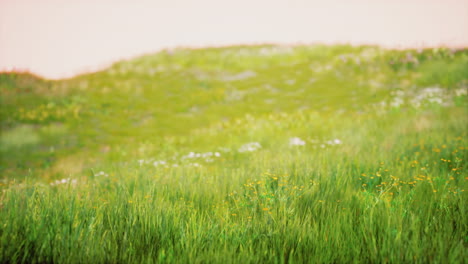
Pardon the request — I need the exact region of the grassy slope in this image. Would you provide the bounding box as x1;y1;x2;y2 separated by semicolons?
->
1;45;466;179
0;45;467;263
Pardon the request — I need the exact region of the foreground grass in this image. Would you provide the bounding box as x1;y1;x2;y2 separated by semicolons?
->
0;45;467;263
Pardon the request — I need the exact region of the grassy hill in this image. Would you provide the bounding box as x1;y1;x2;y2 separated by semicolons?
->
0;45;467;263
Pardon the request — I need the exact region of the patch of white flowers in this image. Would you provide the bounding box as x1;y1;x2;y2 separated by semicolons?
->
238;142;262;153
376;86;466;111
94;171;109;177
181;151;221;160
137;151;223;168
409;87;449;108
152;160;167;167
304;138;343;149
455;88;467;97
135;137;345;169
289;137;306;146
318;139;343;148
50;178;77;186
390;98;404;108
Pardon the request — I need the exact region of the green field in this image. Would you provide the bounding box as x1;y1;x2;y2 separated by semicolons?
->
1;45;467;263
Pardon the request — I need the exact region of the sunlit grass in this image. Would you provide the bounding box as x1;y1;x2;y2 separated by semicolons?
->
0;45;467;263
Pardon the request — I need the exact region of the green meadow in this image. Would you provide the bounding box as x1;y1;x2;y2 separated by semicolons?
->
0;45;467;263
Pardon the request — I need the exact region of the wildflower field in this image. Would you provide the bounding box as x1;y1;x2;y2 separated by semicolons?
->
0;45;467;263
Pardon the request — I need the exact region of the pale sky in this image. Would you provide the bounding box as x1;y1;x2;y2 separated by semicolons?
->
1;0;467;79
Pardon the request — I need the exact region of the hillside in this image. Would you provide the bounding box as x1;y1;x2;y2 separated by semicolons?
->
1;45;466;180
0;45;467;263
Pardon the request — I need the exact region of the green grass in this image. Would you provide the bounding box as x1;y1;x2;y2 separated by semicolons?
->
0;44;467;263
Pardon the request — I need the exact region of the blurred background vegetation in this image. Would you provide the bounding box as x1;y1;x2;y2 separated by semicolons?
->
1;45;466;181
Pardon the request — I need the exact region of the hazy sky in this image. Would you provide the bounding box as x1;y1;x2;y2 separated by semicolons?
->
1;0;467;79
